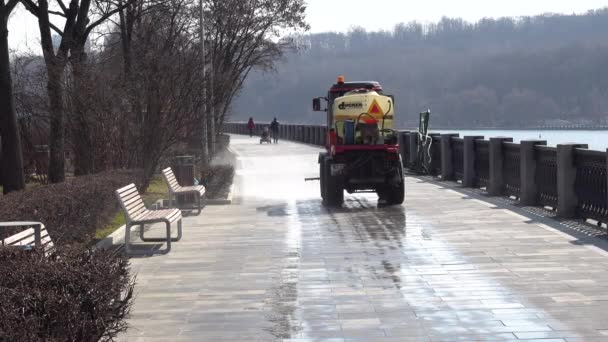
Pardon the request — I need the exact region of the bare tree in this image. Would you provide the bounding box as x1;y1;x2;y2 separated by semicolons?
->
0;0;25;193
111;0;205;184
21;0;130;180
205;0;308;135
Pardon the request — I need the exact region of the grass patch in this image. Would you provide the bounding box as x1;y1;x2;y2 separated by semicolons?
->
94;176;168;241
95;211;126;240
142;176;168;206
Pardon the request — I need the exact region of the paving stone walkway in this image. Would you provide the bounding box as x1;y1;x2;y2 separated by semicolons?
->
121;135;608;341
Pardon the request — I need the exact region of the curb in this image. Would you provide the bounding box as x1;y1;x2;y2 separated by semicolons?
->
205;182;235;205
95;224;126;250
96;146;238;250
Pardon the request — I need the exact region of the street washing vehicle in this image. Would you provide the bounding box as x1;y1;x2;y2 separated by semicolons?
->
312;76;404;206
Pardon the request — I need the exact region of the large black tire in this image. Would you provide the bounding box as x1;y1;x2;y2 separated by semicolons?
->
323;159;344;206
386;168;405;205
319;157;326;201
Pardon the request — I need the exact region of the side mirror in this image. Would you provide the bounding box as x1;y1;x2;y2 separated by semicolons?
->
312;98;321;111
312;97;327;112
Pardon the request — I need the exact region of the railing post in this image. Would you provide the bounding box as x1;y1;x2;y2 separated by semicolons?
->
316;126;323;146
321;127;328;147
488;137;513;195
520;140;547;206
307;126;312;144
408;132;419;169
440;134;458;180
557;143;588;218
463;136;484;187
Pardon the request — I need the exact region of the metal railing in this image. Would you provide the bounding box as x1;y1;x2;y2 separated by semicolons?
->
503;142;521;198
224;123;608;226
452;137;464;181
474;140;489;188
430;136;442;176
575;149;608;223
535;146;558;209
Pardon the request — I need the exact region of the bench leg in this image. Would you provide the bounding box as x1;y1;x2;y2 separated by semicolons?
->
195;194;202;215
168;193;173;209
176;219;182;241
124;223;132;254
163;221;172;254
140;222;181;242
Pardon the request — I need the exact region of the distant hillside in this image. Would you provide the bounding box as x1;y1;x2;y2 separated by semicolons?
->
232;9;608;128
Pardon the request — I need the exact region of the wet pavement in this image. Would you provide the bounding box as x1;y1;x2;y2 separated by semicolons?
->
122;135;608;341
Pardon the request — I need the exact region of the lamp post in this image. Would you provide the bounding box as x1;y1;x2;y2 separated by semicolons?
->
199;0;209;166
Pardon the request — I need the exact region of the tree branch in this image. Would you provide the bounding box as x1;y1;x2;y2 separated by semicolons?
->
83;1;130;39
20;0;40;14
48;9;67;17
6;0;20;13
56;0;68;13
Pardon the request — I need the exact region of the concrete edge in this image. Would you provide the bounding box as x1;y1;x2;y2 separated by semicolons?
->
205;182;235;205
96;142;241;250
95;224;126;250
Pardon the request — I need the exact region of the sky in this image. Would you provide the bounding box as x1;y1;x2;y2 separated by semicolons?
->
7;0;608;53
306;0;608;32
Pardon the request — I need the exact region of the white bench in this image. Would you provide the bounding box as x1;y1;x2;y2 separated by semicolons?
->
115;184;182;255
162;167;205;215
0;221;53;253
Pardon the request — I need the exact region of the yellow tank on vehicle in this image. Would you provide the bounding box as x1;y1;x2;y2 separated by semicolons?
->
332;90;394;128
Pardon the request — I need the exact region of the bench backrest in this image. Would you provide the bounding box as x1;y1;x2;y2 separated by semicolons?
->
162;167;180;192
115;183;147;222
1;224;53;252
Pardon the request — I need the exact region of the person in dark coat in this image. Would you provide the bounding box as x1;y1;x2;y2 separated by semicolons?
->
247;117;256;137
270;118;280;144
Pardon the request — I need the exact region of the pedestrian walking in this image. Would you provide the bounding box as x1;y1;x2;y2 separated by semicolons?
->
270;118;280;144
247;117;256;137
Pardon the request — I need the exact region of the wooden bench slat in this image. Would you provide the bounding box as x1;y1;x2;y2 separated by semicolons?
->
119;191;142;204
133;209;181;223
3;228;36;245
129;207;148;219
123;195;144;208
2;225;53;252
117;184;138;196
125;198;145;211
120;190;141;202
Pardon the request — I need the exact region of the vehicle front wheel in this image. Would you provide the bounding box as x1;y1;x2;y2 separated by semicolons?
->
320;158;326;201
323;160;344;206
378;169;405;205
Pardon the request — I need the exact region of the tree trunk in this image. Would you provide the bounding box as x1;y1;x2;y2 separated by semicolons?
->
70;47;94;175
0;6;25;194
46;63;66;183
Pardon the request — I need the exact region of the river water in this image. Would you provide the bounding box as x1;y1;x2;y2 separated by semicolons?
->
431;130;608;151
